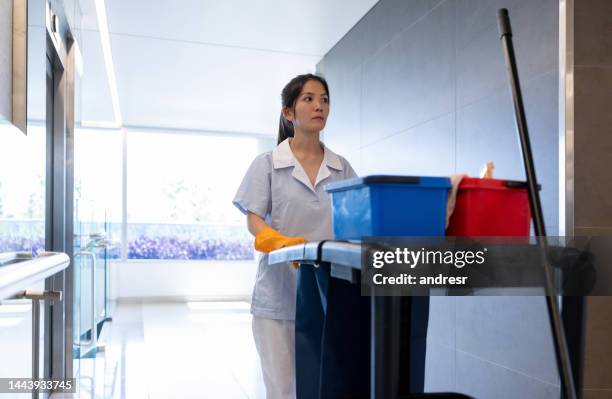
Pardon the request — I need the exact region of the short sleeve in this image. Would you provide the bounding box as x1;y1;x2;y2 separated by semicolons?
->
342;156;358;179
232;153;272;219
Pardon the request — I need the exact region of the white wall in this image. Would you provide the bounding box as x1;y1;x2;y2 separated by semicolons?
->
110;259;258;302
0;0;12;121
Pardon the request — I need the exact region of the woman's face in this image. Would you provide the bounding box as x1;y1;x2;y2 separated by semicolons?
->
284;80;330;133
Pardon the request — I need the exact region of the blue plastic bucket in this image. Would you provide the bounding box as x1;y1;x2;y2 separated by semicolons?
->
325;175;451;239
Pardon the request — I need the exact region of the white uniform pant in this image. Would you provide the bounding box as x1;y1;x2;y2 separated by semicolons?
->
252;316;296;399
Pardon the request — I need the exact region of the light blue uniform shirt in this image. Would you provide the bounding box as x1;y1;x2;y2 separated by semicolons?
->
233;138;357;320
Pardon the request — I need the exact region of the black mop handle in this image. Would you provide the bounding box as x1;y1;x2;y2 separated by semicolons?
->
497;9;577;399
497;9;546;236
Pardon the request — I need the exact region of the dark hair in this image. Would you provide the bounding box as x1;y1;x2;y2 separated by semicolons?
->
278;73;330;145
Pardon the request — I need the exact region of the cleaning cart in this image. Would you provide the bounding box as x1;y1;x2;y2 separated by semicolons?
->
270;8;583;399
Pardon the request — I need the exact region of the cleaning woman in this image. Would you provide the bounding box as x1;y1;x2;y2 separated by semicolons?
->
233;73;361;399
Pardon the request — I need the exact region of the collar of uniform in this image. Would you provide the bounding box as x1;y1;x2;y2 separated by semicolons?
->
272;138;343;171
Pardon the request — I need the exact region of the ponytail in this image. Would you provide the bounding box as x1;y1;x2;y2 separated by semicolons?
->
278;114;294;145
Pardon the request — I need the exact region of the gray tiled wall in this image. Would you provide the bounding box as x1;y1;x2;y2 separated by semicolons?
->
318;0;561;397
573;0;612;397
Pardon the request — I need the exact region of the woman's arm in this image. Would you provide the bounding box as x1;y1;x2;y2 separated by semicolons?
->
247;212;268;237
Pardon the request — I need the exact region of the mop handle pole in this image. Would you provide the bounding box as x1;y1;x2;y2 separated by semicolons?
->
497;9;577;399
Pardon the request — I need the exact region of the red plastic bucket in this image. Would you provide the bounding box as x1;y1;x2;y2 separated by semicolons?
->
446;177;532;236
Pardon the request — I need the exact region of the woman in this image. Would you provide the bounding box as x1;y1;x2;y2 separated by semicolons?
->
233;73;358;399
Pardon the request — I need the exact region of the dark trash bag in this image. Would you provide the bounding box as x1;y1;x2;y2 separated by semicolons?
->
296;264;435;399
296;264;370;398
319;269;371;399
295;264;327;398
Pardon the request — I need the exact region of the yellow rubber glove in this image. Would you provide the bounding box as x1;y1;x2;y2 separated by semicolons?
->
254;226;306;253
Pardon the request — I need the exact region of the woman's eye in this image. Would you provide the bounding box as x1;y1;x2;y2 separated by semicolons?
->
304;96;312;101
323;97;329;103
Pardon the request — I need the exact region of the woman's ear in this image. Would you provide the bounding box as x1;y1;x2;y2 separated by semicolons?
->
282;106;294;122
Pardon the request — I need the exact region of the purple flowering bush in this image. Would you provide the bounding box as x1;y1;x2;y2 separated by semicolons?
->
125;222;254;260
1;221;255;261
126;235;253;260
0;236;45;255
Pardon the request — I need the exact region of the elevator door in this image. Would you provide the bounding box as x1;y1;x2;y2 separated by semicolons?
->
44;43;75;383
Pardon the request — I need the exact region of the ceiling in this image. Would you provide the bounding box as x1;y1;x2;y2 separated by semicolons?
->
78;0;378;135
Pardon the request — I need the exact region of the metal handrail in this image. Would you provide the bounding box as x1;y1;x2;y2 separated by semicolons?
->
0;252;68;399
0;252;70;300
11;289;63;399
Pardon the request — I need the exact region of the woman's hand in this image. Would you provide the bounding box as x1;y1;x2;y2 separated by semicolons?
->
247;212;306;253
254;226;306;253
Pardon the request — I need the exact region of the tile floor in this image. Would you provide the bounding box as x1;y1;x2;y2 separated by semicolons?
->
53;301;265;399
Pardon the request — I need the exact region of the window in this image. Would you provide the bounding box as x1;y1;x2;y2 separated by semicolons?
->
74;128;122;258
126;131;258;260
0;125;46;254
